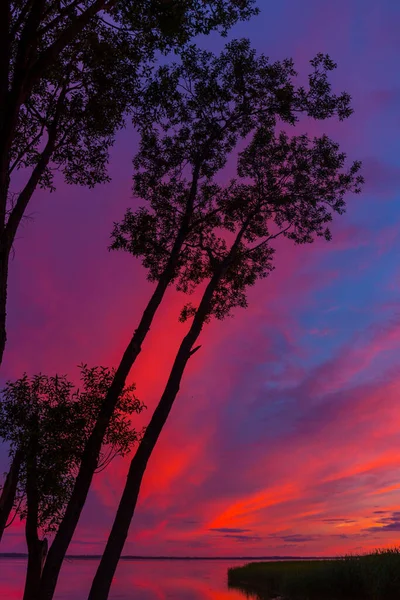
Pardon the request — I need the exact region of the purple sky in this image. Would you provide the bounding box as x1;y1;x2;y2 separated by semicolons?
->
2;0;400;558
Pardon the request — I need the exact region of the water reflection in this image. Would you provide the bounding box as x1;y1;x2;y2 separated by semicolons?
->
0;558;255;599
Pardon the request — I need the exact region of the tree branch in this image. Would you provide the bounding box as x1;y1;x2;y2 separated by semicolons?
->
4;84;67;246
10;0;34;39
95;445;121;473
38;0;89;37
5;495;23;528
199;231;219;269
245;223;292;255
8;125;45;175
98;15;132;33
189;345;201;356
13;0;46;84
28;0;115;90
189;205;223;230
0;0;46;212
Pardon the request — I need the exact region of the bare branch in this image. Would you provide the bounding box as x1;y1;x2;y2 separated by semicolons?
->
245;223;292;255
5;83;68;246
189;345;202;356
5;495;23;528
95;448;120;473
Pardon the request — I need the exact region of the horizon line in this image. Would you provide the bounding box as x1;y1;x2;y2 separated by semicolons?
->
0;553;331;560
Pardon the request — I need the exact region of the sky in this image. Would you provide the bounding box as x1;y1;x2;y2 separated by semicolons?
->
2;0;400;559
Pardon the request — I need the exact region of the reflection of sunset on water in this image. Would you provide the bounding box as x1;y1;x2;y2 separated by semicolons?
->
0;559;256;599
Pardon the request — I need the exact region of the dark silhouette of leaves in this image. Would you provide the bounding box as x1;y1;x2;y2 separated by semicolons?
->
0;366;144;534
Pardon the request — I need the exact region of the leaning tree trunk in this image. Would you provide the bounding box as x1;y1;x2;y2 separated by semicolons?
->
0;448;22;542
0;91;66;369
0;0;122;370
38;258;181;600
23;538;48;600
87;219;251;600
87;267;224;600
38;169;201;600
24;537;45;600
0;236;10;367
23;427;43;600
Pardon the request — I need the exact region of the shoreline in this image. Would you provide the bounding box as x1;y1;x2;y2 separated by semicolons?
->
0;553;326;561
227;550;400;600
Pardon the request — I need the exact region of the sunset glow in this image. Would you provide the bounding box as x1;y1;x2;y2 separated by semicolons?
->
2;0;400;563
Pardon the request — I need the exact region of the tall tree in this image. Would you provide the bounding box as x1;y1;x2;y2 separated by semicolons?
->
35;41;356;600
89;124;363;600
0;366;144;600
0;0;257;366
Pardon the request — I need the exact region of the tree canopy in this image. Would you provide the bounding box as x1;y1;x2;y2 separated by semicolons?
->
0;33;364;600
88;43;363;600
112;39;360;302
0;365;144;534
0;0;258;365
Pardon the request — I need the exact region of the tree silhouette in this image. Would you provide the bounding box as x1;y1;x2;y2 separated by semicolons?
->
31;40;358;600
0;447;22;542
0;366;144;600
88;102;363;600
0;0;257;366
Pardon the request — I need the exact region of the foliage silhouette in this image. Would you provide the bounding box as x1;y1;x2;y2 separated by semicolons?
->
0;0;257;366
87;55;363;600
32;39;359;600
0;366;144;600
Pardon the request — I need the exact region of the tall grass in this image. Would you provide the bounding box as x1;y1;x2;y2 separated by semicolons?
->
227;548;400;599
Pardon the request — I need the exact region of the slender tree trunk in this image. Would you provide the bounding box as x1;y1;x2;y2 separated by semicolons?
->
38;288;168;600
88;218;253;600
38;274;176;600
24;537;44;600
0;0;110;368
38;170;201;600
87;266;225;600
0;448;22;542
23;427;42;600
23;537;47;600
0;2;10;122
0;236;10;367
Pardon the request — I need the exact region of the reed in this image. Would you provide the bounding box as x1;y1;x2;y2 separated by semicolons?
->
227;548;400;599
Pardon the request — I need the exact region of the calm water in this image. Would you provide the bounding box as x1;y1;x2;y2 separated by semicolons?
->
0;558;256;599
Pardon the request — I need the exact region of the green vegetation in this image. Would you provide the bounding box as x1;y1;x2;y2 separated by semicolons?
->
228;549;400;599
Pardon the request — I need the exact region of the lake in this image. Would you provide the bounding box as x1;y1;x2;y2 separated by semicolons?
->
0;558;257;599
